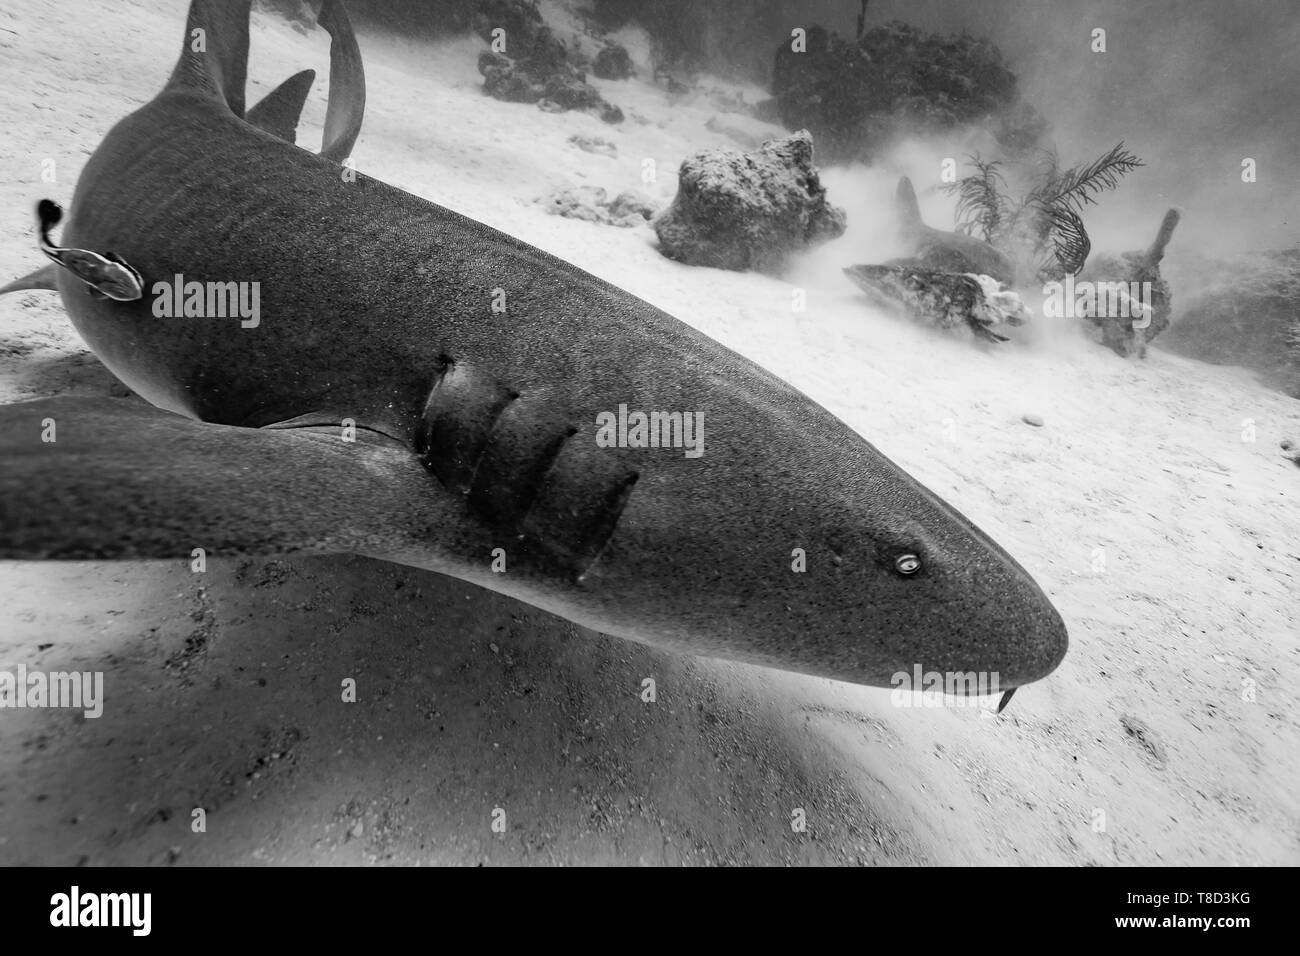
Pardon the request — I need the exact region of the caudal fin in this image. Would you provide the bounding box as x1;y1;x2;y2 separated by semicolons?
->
164;0;364;161
319;0;367;162
166;0;253;117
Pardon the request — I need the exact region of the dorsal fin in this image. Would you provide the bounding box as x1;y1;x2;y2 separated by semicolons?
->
166;0;253;118
1143;208;1182;267
896;176;925;235
319;0;367;162
247;69;317;144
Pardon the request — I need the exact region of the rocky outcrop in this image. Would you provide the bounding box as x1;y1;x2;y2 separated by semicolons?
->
1076;209;1180;358
473;0;546;59
478;27;624;123
568;134;618;158
593;43;634;80
606;190;659;222
770;20;1048;163
653;130;846;273
540;186;661;227
1162;248;1300;396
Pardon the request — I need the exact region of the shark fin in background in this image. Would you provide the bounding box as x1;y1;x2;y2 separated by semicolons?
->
895;176;925;234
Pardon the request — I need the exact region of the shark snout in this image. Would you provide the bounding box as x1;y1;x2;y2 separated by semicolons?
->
923;508;1069;691
850;456;1069;694
977;557;1069;689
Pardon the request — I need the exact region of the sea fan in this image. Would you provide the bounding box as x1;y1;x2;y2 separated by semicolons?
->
1042;204;1092;276
1028;142;1145;217
1023;143;1142;276
946;154;1007;243
945;143;1143;279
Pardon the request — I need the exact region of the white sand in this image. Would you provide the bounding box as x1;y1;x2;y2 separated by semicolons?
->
0;0;1296;865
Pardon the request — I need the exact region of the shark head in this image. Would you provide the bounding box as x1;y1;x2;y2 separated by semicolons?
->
845;264;948;314
557;378;1071;699
844;263;984;327
843;264;1026;342
822;445;1070;694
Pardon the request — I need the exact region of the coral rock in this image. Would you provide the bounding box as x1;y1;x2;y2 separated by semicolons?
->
654;130;846;273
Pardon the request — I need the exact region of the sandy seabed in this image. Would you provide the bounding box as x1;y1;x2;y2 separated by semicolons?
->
0;0;1296;865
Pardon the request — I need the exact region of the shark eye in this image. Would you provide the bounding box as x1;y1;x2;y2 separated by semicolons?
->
895;553;921;575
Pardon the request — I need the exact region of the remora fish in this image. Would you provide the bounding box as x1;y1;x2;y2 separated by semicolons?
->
0;0;1067;694
844;264;1030;343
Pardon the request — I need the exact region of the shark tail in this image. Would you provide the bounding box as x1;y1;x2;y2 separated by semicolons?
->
166;0;253;117
319;0;367;162
165;0;365;161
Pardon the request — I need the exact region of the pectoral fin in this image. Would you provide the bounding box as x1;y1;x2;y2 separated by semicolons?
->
0;398;447;561
0;264;59;296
